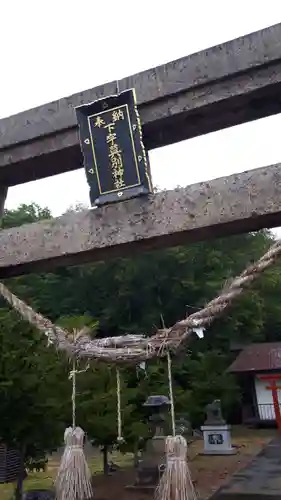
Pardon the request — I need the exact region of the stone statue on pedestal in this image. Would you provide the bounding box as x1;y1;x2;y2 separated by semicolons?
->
201;399;236;455
204;399;226;425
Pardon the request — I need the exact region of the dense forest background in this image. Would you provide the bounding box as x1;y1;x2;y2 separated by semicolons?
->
1;202;281;465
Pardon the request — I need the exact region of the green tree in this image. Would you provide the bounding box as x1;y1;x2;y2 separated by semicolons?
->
0;307;70;499
2;203;51;229
3;201;281;492
0;204;70;499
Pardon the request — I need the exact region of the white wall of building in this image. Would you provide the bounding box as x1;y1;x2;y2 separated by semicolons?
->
254;374;281;420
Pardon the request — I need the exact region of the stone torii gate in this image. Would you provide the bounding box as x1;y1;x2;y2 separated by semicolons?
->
1;22;281;278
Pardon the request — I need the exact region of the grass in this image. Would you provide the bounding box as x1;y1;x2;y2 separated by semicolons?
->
0;451;133;499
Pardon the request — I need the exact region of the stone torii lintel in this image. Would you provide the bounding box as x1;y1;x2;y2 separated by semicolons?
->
1;22;281;186
0;163;281;278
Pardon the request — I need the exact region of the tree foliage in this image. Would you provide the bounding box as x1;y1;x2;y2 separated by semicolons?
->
1;202;281;480
0;307;70;457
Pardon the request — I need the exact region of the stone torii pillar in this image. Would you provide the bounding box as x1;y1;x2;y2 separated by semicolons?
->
0;185;7;223
257;374;281;433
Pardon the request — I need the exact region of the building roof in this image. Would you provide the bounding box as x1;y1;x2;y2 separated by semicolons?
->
227;342;281;373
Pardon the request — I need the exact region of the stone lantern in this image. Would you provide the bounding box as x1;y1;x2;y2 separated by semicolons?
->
134;395;171;488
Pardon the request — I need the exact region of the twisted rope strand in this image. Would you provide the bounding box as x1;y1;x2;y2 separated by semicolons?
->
0;282;151;361
0;238;281;362
72;359;76;429
169;239;281;341
167;351;176;437
116;368;124;443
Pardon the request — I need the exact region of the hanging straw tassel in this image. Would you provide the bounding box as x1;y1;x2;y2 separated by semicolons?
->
55;426;93;500
55;352;93;500
155;349;197;500
155;435;197;500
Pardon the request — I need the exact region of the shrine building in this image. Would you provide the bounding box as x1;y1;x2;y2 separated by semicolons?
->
228;342;281;427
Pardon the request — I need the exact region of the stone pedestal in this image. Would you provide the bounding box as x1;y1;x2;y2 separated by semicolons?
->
127;395;170;492
134;435;166;488
201;424;236;455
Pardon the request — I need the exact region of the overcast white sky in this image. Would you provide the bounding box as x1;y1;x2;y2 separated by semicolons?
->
1;1;281;228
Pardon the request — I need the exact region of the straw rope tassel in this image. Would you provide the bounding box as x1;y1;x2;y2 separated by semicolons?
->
116;368;125;444
55;355;93;500
155;351;197;500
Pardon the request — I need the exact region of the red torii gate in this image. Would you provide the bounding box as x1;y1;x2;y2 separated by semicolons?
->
257;374;281;433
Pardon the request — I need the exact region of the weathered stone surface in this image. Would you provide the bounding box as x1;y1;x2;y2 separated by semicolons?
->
210;437;281;499
0;163;281;278
2;23;281;185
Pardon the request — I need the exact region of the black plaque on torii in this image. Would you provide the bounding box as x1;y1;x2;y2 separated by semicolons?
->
75;88;153;207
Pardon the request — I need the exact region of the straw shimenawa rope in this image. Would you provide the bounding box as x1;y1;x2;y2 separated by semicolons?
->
1;238;281;363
